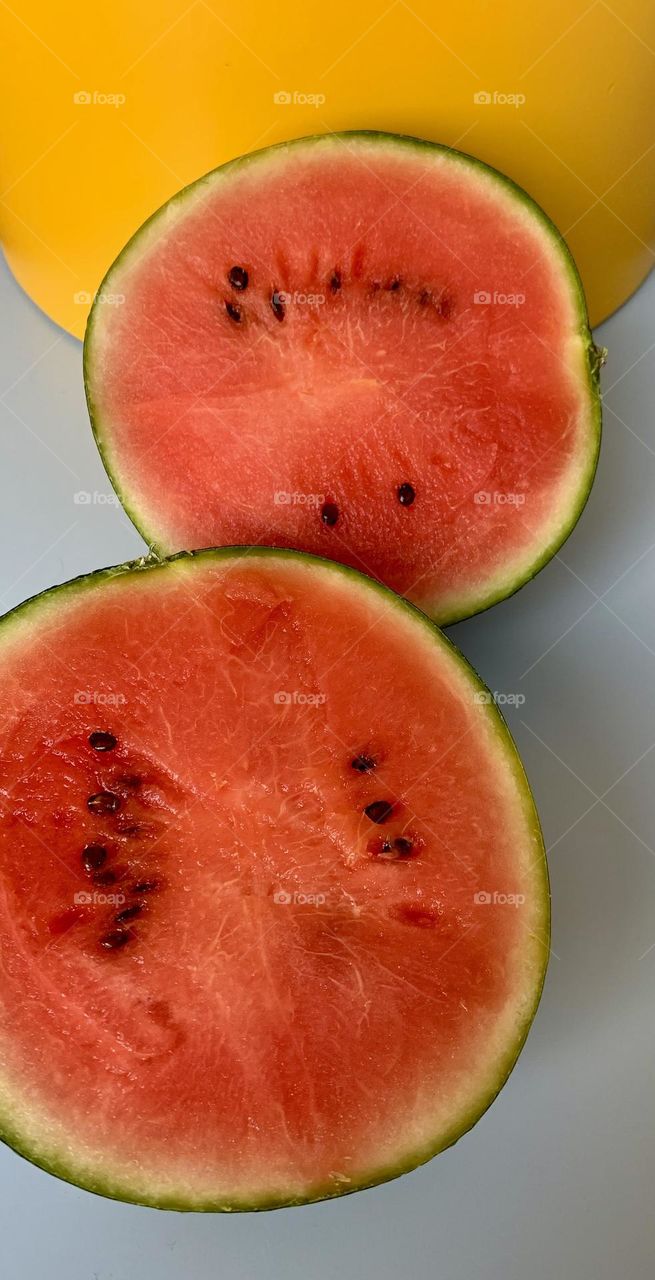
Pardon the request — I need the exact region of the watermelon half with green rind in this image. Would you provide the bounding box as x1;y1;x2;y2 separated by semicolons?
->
0;547;548;1210
84;131;602;625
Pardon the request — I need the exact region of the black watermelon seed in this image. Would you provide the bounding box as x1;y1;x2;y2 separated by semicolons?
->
321;502;339;527
93;869;117;886
372;835;414;860
99;929;132;951
387;276;401;291
397;483;416;507
228;265;248;291
87;791;121;815
364;800;394;824
82;844;108;873
88;731;117;752
351;754;376;773
330;270;341;293
225;300;242;324
115;904;143;924
133;880;159;894
271;292;285;321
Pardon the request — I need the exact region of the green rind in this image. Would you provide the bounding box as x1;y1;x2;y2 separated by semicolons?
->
83;129;602;626
0;546;550;1211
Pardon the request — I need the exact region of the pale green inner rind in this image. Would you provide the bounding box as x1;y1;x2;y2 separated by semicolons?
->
83;132;601;626
0;546;550;1211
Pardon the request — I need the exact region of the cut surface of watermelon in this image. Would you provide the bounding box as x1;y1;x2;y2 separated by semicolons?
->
0;549;549;1209
85;132;601;624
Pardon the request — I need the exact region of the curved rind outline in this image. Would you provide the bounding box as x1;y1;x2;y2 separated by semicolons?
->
0;545;550;1211
83;130;602;627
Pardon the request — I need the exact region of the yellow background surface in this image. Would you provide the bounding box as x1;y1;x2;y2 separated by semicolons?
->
1;0;653;336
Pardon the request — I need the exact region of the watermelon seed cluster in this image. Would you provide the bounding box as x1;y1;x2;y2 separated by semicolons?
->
223;262;420;524
79;731;161;953
223;262;451;326
351;753;418;860
319;484;416;529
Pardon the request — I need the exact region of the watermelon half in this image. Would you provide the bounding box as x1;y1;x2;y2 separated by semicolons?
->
84;132;602;625
0;548;549;1209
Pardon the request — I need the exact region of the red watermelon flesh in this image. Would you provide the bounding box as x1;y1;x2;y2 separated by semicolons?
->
85;132;601;624
0;550;548;1209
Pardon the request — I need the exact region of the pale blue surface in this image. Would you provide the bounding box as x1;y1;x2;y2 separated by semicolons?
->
0;251;654;1279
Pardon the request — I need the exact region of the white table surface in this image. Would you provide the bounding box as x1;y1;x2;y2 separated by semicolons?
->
0;249;654;1280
